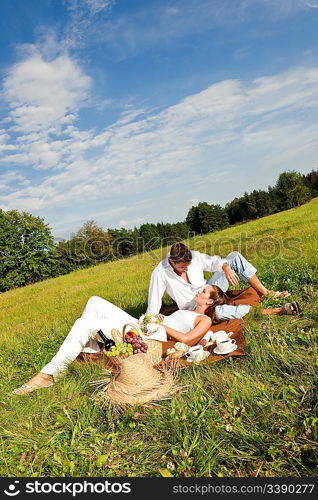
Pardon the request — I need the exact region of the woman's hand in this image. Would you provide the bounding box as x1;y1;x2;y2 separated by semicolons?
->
155;314;165;322
223;265;239;287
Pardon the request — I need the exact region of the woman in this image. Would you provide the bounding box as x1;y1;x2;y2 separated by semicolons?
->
12;293;211;395
162;285;299;345
13;289;299;395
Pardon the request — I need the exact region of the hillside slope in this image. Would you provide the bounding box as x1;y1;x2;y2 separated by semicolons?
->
1;197;317;337
0;198;317;477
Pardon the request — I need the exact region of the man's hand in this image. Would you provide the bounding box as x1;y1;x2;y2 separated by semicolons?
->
223;264;239;287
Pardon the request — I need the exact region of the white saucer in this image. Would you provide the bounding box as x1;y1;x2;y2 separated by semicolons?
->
213;344;238;355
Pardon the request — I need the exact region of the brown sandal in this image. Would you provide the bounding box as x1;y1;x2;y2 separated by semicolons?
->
280;301;300;315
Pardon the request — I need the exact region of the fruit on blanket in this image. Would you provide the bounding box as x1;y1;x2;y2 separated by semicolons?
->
124;333;148;354
105;342;133;357
127;328;139;336
125;331;134;340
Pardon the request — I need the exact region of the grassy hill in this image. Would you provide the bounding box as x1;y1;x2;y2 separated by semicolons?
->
0;198;317;477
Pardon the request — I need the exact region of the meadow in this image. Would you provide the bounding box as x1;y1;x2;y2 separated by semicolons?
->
0;199;317;477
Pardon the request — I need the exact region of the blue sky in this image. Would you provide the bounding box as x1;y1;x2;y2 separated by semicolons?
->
1;0;318;240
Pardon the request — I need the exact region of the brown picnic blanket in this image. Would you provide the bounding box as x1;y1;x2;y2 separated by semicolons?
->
161;287;261;366
77;287;261;368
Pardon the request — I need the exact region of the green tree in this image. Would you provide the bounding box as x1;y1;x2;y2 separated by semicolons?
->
275;171;312;211
139;223;161;251
226;190;273;224
186;202;229;234
76;219;113;262
245;190;273;219
107;227;140;258
225;196;246;225
172;222;190;240
303;169;318;197
155;222;190;246
267;185;280;214
56;219;114;268
0;210;56;292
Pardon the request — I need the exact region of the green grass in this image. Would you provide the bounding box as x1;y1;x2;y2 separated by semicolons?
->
0;199;317;477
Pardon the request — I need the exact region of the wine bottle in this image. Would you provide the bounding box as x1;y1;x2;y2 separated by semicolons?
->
96;329;115;351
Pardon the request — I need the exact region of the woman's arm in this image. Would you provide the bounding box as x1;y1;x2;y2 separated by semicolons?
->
163;315;212;347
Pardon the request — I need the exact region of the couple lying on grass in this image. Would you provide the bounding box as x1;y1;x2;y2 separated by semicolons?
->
13;243;300;395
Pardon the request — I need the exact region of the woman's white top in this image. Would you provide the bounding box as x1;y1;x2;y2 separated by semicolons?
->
161;304;251;334
162;310;204;333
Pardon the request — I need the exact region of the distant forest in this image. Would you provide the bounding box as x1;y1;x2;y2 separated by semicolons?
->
1;169;317;292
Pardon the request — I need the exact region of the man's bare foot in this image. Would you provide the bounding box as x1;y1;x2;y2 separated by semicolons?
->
262;302;300;316
262;307;283;315
261;290;291;299
268;290;291;298
12;373;54;396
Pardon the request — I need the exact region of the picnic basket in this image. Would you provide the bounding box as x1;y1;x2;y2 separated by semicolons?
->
123;323;163;365
106;323;162;367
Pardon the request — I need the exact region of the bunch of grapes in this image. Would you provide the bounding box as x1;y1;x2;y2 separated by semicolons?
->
105;342;133;358
124;332;148;354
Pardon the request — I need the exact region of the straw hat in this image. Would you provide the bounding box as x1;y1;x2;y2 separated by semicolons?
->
104;353;175;405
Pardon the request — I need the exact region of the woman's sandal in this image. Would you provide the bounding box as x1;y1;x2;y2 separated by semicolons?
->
280;301;300;316
12;382;54;396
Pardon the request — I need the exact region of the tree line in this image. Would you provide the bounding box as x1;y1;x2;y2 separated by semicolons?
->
1;169;317;292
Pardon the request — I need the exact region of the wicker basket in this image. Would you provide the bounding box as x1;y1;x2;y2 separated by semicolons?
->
98;329;125;370
102;324;163;369
122;323;163;366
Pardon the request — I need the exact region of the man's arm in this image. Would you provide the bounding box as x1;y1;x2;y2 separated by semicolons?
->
196;251;228;273
146;269;166;314
221;262;240;287
197;251;240;286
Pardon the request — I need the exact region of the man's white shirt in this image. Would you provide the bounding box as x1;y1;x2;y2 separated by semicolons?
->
146;250;228;314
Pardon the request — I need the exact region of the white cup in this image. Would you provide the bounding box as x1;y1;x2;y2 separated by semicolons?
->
188;345;202;354
185;345;210;363
200;330;229;345
216;338;237;354
213;331;230;343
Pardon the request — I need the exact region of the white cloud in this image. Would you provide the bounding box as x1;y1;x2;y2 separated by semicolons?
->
304;2;318;8
80;0;114;15
1;64;318;235
98;0;315;59
0;170;30;192
1;48;91;170
119;217;145;229
64;0;115;49
3;50;91;134
66;0;114;15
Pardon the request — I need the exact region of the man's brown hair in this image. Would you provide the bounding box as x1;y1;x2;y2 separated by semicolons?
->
169;243;192;263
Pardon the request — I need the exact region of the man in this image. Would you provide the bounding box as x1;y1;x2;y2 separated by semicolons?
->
146;242;289;316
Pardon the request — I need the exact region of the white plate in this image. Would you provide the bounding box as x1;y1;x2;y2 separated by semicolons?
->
213;344;238;355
